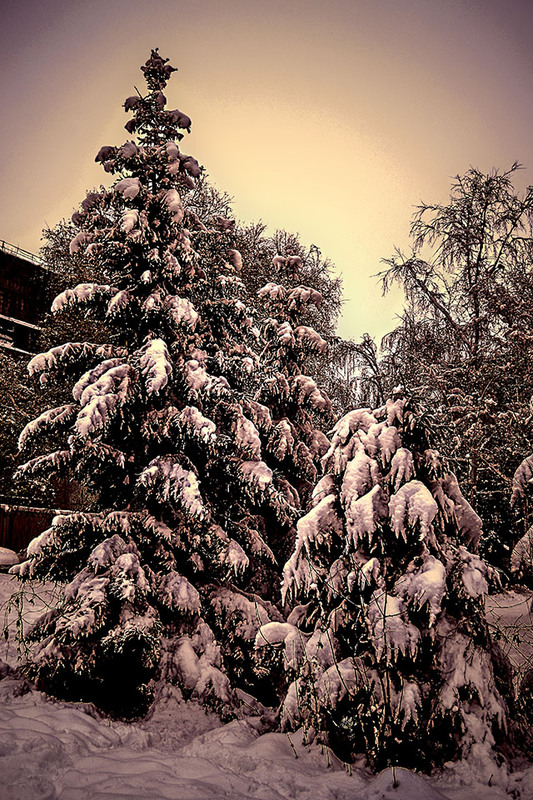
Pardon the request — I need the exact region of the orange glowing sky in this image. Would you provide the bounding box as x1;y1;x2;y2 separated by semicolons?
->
1;0;532;342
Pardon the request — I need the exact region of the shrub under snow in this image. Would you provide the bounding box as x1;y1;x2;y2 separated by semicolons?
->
256;394;508;771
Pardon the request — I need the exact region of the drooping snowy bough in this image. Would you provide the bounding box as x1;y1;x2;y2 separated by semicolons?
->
255;394;509;770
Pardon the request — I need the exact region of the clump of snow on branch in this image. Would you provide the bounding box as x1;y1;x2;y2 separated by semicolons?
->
51;283;113;313
389;480;438;542
138;338;173;395
238;461;273;492
341;449;381;504
388;447;415;491
294;326;327;353
396;552;446;626
257;283;286;302
511;526;533;577
287;286;323;309
138;457;206;519
72;359;125;402
18;404;77;450
442;474;482;547
159;572;201;614
163;188;184;223
184;360;230;398
233;412;262;460
106;290;133;318
165;296;198;330
367;591;420;660
291;375;330;412
345;484;388;549
179;406;216;444
121;209;139;234
222;540;250;577
457;546;488;598
69;231;93;254
114;177;141;198
76;364;134;437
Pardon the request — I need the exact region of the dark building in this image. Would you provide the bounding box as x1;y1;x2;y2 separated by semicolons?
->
0;240;48;354
0;241;69;549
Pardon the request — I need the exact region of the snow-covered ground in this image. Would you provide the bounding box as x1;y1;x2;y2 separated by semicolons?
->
1;572;532;800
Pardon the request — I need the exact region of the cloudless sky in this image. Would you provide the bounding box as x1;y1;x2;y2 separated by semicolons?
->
1;0;532;342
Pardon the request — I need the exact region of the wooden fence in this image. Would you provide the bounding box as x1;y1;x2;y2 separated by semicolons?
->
0;504;63;553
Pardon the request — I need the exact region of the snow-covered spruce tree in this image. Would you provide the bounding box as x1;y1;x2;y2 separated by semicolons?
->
11;50;332;715
255;392;509;771
175;201;335;695
234;226;348;416
182;179;346;414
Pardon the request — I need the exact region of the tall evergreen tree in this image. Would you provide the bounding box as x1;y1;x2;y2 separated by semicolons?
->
11;50;332;716
255;393;509;771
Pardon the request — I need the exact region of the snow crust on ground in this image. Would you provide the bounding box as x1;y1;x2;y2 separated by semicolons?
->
0;574;532;800
0;547;19;567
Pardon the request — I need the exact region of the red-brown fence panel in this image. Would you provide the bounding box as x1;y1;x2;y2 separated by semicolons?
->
0;504;65;553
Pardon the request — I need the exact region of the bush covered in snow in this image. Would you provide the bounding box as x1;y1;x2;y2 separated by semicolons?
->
255;392;509;770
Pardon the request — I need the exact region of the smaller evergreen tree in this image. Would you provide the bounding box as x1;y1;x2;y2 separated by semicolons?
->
255;392;508;771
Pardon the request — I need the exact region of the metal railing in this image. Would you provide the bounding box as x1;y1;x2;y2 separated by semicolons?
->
0;240;42;267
